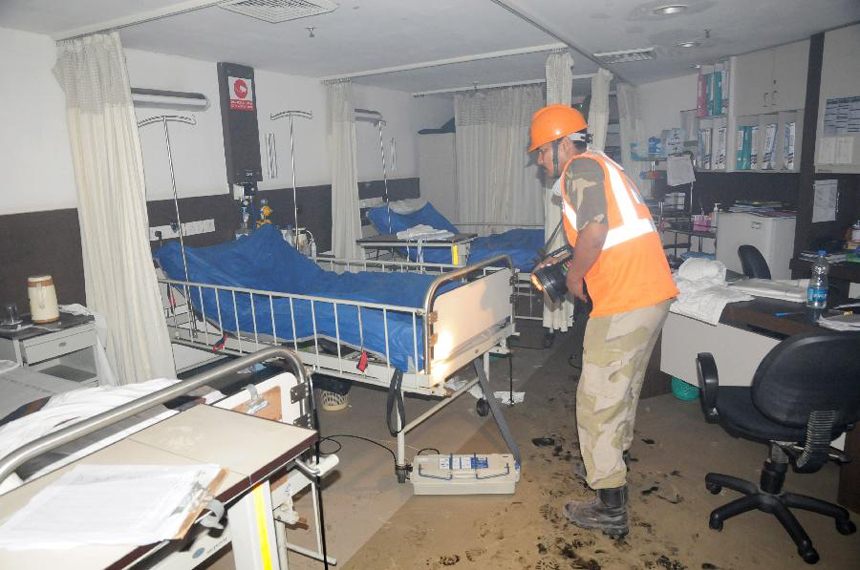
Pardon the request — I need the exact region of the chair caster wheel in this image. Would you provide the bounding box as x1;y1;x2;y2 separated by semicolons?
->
395;465;408;484
708;516;723;531
476;398;490;417
799;547;819;564
836;519;856;535
706;482;722;495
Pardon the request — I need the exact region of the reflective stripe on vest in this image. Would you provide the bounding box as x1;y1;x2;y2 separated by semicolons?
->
563;151;656;251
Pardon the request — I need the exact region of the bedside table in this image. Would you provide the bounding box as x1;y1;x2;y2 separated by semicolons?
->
0;312;99;387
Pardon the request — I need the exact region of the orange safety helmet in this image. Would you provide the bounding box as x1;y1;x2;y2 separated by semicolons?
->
528;105;588;152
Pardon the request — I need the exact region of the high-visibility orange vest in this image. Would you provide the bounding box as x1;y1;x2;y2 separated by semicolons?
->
561;151;678;317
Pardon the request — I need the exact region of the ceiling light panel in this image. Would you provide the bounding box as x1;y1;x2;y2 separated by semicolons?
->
653;5;688;15
593;48;656;64
220;0;339;24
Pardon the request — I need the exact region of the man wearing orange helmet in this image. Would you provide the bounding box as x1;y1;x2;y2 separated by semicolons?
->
529;105;678;537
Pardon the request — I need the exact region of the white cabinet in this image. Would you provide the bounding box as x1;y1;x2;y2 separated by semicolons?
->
732;40;809;116
715;212;797;279
772;40;809;112
733;48;777;116
0;317;99;386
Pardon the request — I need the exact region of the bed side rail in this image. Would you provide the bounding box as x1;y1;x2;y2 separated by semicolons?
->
310;255;453;275
0;347;308;487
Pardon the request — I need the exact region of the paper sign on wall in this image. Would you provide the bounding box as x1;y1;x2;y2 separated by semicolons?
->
812;179;838;223
228;76;254;111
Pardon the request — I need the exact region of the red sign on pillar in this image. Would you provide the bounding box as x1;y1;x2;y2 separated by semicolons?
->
229;76;254;111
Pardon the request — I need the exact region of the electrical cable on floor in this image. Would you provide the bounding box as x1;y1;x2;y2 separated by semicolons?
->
306;377;330;570
317;434;397;465
414;447;440;457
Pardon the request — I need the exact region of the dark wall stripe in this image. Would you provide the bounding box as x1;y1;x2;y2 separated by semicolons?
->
1;177;419;315
0;209;86;313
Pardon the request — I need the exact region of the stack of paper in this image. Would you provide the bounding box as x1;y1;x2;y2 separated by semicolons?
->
818;313;860;332
0;464;224;549
729;278;808;303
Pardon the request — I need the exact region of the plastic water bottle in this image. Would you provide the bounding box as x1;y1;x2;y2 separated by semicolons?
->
806;250;829;309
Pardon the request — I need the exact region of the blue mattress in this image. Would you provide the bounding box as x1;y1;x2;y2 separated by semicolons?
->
155;225;441;371
367;203;543;271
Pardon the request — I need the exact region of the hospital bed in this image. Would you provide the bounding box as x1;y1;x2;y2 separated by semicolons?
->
0;347;335;569
154;225;520;482
363;200;546;321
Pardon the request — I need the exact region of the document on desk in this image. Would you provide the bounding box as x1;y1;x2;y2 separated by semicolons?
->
0;464;225;549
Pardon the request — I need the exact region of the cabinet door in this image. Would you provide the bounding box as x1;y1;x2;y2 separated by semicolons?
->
772;40;809;112
732;49;775;116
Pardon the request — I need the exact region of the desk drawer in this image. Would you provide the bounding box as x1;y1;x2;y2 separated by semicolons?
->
21;327;96;365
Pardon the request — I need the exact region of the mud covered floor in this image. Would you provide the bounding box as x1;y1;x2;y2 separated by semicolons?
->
343;340;860;570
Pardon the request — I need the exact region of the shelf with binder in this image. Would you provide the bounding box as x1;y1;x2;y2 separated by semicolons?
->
730;110;803;173
695;116;728;172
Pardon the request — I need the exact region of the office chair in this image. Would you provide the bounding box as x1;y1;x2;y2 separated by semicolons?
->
738;244;772;279
696;331;860;564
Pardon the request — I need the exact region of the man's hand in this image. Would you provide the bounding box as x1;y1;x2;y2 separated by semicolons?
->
566;270;588;301
534;255;561;271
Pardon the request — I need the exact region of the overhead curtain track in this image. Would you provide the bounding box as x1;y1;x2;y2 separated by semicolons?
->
321;43;567;82
487;0;629;85
53;0;231;40
413;74;595;98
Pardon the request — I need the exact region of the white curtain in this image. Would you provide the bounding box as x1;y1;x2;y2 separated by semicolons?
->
53;32;175;385
454;85;544;235
588;68;614;152
617;82;649;196
542;51;575;332
327;80;362;259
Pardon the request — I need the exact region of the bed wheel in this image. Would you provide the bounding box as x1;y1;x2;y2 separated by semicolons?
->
395;465;409;484
476;398;490;417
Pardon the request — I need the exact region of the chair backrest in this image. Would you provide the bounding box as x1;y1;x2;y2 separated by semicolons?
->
738;245;771;279
751;331;860;429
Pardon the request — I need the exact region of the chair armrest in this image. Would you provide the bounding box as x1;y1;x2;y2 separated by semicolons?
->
696;352;720;423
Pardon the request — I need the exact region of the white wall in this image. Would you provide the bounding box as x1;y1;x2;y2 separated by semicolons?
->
127;49;441;199
126;49;229;200
0;27;77;215
1;27;471;217
638;73;698;140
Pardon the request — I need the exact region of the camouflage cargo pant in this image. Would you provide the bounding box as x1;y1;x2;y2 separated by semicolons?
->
576;299;672;489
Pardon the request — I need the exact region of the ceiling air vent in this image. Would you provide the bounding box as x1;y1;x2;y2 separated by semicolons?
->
220;0;339;24
593;48;656;64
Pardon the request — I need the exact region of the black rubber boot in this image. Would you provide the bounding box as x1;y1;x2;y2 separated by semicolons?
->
572;451;631;482
563;485;629;537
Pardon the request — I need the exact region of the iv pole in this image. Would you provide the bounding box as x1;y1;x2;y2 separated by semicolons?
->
270;110;313;244
137;114;196;284
355;109;391;232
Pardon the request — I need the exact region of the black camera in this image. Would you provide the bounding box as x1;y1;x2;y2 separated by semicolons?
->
531;246;574;304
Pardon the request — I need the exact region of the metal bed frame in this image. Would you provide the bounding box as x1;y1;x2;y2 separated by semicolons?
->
158;254;521;481
0;347;333;569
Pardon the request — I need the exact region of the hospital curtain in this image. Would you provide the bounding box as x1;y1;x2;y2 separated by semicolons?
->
542;51;575;332
327;80;362;259
454;85;544;235
53;32;176;384
588;68;614;152
617;82;649;196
